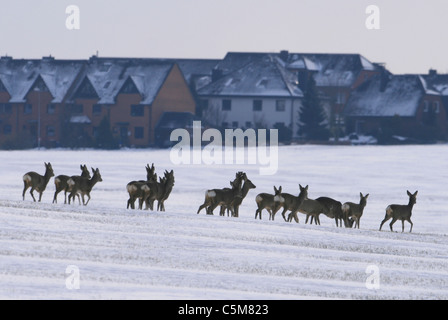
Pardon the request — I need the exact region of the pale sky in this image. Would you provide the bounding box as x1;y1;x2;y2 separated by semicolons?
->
2;0;448;74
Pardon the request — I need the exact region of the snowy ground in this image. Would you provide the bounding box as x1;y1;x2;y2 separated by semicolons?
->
0;145;447;299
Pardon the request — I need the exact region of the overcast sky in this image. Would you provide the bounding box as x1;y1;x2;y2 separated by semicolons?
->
1;0;447;74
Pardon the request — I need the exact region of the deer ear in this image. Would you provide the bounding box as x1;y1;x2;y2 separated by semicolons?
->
407;190;411;196
414;191;418;196
279;186;282;192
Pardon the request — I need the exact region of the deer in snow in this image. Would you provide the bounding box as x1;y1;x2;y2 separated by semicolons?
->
379;190;417;232
222;173;256;217
314;197;345;227
197;178;243;216
341;193;369;229
53;164;91;204
67;167;103;205
293;196;330;225
126;163;158;210
22;162;54;202
254;186;283;220
154;169;175;211
275;184;308;223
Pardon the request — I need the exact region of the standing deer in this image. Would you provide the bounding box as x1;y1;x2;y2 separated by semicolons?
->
22;162;54;202
276;184;308;223
379;190;418;232
126;164;158;210
254;186;282;220
315;197;345;227
222;174;256;217
53;164;91;204
67;168;103;205
341;193;369;229
156;169;175;211
197;179;243;216
294;197;329;225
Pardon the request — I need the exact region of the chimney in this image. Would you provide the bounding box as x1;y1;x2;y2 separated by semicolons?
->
280;50;289;62
429;69;437;77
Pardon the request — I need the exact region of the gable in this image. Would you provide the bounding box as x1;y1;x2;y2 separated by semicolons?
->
74;77;99;99
119;77;140;94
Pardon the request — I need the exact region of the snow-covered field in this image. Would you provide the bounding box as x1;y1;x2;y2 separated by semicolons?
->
0;145;447;299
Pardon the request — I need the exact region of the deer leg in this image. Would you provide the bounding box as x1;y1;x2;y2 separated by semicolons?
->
197;203;207;214
38;191;43;202
22;182;29;200
255;208;260;219
379;215;391;231
84;194;91;206
389;217;398;232
408;218;413;233
29;188;37;202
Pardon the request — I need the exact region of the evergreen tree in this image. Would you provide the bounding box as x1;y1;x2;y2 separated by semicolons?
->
298;77;329;141
95;116;118;149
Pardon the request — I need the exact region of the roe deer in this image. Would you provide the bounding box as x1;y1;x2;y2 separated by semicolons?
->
222;175;256;217
155;169;175;211
126;164;157;209
276;184;308;223
254;186;282;220
379;190;417;232
218;172;246;216
53;164;91;204
315;197;345;227
197;179;243;216
341;193;369;229
22;162;54;202
67;168;103;205
293;197;329;225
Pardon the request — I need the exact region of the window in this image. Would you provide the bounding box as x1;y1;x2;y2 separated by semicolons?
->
433;101;440;113
276;100;286;112
47;104;56;114
245;121;252;128
46;125;55;137
423;100;429;112
24;104;32;114
232;121;238;128
0;103;12;114
3;124;11;135
222;121;229;128
131;105;144;117
222;99;231;111
135;127;144;139
253;100;262;111
93;104;102;115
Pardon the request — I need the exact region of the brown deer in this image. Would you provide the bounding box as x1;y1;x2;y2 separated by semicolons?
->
341;193;369;229
379;190;417;232
156;169;175;211
22;162;54;202
315;197;345;227
53;164;91;204
67;168;103;205
294;197;330;225
276;184;308;223
223;175;256;217
197;179;243;216
254;186;282;220
126;164;158;210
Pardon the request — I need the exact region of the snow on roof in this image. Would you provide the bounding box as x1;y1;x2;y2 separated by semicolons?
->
0;58;85;103
344;74;432;117
76;58;174;105
198;55;303;98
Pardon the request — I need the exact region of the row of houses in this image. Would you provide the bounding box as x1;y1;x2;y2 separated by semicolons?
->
0;51;447;148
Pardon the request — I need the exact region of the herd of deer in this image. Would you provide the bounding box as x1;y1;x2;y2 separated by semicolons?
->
196;171;418;233
21;163;418;232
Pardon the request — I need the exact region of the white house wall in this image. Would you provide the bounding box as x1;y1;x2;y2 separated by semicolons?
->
203;97;302;138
